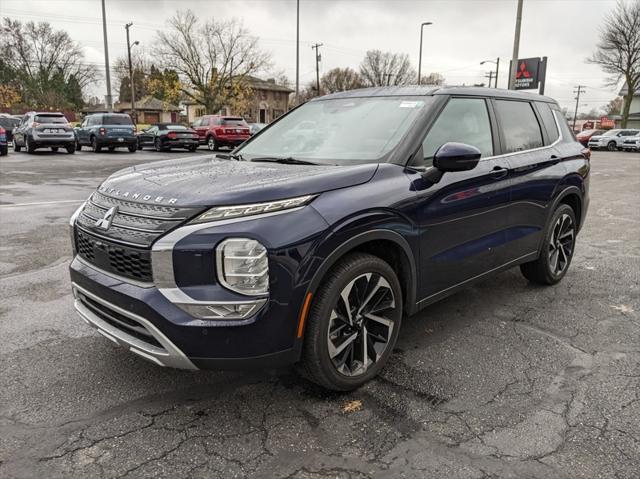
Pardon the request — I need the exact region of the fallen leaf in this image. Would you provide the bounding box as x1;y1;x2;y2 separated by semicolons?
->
611;304;634;314
342;400;363;413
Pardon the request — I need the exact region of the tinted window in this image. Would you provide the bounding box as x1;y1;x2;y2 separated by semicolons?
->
422;98;493;165
103;115;132;125
552;108;575;141
87;116;100;126
621;130;639;136
495;100;543;153
201;117;210;126
221;117;247;126
35;114;67;124
536;102;559;144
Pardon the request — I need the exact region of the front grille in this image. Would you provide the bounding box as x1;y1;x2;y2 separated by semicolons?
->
77;292;163;349
76;229;153;282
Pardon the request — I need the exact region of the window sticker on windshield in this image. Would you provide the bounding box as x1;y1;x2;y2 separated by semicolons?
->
399;101;424;108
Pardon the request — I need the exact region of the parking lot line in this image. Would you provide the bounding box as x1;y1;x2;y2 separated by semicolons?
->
0;199;84;208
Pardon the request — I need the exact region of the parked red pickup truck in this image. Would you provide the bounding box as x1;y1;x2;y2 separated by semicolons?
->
191;115;251;151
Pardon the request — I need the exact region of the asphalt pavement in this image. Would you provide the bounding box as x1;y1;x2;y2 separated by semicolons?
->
0;147;638;478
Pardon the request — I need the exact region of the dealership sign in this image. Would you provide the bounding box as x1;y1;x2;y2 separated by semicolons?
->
600;117;615;128
514;58;542;90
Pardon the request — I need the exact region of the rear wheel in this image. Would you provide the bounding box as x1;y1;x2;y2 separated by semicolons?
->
299;253;402;391
128;144;137;153
26;136;36;154
154;138;164;152
13;139;21;152
91;137;101;153
66;144;75;154
520;204;576;285
76;140;82;151
207;136;217;151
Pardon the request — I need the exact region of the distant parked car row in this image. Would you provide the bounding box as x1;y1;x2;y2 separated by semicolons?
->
585;128;640;151
1;111;269;156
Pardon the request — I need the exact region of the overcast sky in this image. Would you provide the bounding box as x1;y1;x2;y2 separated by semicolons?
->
0;0;625;113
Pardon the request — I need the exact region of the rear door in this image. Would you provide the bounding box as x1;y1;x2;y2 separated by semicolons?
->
413;96;514;299
493;99;566;260
194;117;209;141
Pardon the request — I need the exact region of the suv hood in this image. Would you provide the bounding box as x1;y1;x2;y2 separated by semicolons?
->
97;155;378;207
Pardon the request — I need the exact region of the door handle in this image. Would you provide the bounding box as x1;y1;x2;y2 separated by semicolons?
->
490;166;509;179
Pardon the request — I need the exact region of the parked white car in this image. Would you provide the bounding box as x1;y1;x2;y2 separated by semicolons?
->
621;133;640;152
588;129;640;151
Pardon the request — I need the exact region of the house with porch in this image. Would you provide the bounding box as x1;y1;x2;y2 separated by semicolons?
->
182;76;293;124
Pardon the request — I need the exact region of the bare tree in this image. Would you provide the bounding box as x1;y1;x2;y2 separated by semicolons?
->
359;50;416;87
0;18;96;108
154;10;272;114
321;67;364;93
603;96;623;116
587;0;640;127
420;72;445;86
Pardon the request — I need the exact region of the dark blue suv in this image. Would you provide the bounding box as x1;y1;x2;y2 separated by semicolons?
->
75;113;137;153
69;86;589;390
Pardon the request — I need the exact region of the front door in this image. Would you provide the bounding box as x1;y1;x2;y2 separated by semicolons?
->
410;96;513;300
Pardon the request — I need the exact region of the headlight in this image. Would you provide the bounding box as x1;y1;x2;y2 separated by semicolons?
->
216;238;269;295
190;195;315;224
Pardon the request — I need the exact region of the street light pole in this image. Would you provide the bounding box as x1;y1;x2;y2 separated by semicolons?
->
417;22;433;85
125;23;139;123
295;0;299;105
508;0;524;90
101;0;113;111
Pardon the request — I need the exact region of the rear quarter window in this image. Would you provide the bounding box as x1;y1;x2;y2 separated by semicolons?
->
536;102;559;144
495;100;544;153
551;108;576;141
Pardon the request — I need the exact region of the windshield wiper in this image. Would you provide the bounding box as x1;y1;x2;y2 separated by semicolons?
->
250;156;321;165
229;153;245;161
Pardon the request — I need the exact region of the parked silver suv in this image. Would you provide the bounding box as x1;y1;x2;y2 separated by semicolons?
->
13;112;76;154
587;129;640;151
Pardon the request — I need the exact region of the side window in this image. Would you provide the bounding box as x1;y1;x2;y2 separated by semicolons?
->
192;118;201;127
536;102;559;144
552;109;576;141
621;130;639;136
495;100;544;153
422;98;493;166
201;117;210;127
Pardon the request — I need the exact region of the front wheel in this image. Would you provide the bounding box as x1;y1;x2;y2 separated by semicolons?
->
66;144;75;154
299;253;402;391
76;140;82;151
128;144;137;153
520;204;576;285
607;141;617;151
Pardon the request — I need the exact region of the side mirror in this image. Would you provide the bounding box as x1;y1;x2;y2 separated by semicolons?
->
433;142;481;172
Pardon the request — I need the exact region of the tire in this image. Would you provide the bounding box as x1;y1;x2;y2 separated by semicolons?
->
128;144;137;153
76;140;82;151
207;136;217;151
188;145;198;152
51;147;59;152
108;146;116;152
66;144;75;154
520;204;577;285
607;141;617;151
13;139;21;152
91;137;101;153
154;138;164;152
299;252;403;391
137;141;143;150
0;145;7;156
26;136;36;154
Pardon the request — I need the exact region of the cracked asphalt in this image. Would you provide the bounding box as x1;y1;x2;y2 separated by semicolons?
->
0;147;638;478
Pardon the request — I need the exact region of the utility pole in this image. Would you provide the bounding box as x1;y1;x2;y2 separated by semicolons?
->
417;22;433;85
312;43;323;96
125;23;138;123
508;0;523;90
101;0;113;111
295;0;299;105
481;58;500;88
485;71;495;88
572;85;586;131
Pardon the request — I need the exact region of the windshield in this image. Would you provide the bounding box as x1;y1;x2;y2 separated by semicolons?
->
104;115;133;125
35;115;67;124
0;118;20;129
237;96;431;164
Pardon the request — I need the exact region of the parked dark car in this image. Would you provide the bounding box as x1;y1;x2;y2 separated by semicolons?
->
192;115;251;150
75;113;137;153
69;86;589;390
13;112;75;154
0;126;7;156
0;115;21;146
575;129;604;147
137;123;199;151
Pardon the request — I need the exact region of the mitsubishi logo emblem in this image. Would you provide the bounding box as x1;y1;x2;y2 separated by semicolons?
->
516;61;531;79
95;206;117;230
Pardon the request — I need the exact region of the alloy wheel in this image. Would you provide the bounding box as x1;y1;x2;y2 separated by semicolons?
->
607;141;617;151
548;213;575;276
207;137;216;151
327;273;396;377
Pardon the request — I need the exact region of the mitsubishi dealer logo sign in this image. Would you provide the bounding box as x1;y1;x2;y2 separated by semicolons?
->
514;57;541;90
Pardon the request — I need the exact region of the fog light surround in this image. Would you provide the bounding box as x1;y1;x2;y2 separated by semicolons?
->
216;238;269;296
179;300;267;320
